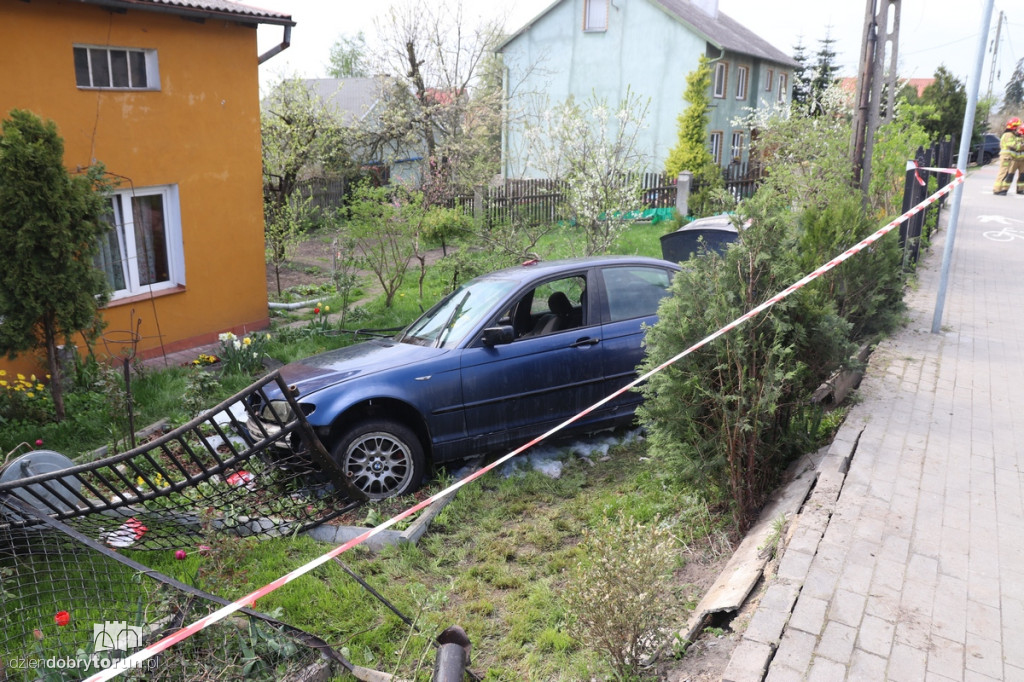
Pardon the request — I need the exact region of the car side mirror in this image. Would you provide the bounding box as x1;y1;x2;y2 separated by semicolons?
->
481;325;515;347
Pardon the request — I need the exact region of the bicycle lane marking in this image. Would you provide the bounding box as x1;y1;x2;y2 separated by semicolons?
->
84;168;965;682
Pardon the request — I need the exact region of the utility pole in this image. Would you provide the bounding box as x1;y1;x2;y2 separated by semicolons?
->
850;0;877;190
986;10;1005;98
851;0;901;197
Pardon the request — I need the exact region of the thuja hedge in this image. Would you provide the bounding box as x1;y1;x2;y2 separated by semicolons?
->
638;189;903;530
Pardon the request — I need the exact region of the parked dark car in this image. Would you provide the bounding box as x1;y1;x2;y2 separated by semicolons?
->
249;256;680;499
974;133;1001;165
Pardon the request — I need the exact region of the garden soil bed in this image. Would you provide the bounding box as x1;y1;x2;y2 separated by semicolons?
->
266;237;336;298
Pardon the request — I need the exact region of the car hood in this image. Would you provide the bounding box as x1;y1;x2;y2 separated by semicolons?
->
273;338;445;400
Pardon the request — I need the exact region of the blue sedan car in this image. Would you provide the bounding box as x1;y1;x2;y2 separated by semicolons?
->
250;256;680;499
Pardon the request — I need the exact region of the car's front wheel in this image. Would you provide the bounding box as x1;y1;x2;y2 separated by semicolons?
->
332;421;425;500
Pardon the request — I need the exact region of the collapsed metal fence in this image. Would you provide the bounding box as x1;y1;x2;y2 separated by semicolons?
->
0;372;366;679
0;499;355;681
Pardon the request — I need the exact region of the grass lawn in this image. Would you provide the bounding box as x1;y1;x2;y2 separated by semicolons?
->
132;435;733;680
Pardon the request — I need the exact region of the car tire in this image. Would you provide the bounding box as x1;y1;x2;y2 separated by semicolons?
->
332;420;425;500
982;152;993;166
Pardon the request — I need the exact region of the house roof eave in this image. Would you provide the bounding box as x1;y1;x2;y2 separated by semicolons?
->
649;0;797;68
497;0;566;53
74;0;295;28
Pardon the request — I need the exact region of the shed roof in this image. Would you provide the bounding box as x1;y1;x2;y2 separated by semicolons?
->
301;78;382;126
76;0;294;27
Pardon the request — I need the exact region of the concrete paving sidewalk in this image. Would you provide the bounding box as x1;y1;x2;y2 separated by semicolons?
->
724;162;1024;681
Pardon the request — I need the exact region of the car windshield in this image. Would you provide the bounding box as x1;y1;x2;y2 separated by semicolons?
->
398;278;518;348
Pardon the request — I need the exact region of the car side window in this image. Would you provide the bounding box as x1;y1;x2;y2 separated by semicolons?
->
602;266;673;322
502;275;588;339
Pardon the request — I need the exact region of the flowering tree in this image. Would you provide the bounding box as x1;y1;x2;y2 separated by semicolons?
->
524;90;652;255
356;1;507;196
0;110;111;421
261;77;351;206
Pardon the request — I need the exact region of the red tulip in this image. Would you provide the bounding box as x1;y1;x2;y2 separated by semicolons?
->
174;549;187;560
54;611;70;627
35;439;43;447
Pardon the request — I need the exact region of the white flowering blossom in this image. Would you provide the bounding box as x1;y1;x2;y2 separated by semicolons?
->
522;89;652;255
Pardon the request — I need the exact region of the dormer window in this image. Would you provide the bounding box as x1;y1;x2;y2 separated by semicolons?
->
584;0;608;31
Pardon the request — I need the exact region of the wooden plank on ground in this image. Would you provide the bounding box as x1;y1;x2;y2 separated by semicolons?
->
672;464;817;646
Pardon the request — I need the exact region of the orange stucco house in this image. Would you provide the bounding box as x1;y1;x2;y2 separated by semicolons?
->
0;0;293;374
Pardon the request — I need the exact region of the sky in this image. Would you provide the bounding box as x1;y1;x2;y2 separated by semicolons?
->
252;0;1021;102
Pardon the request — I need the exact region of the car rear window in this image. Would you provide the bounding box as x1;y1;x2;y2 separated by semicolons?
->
603;266;673;322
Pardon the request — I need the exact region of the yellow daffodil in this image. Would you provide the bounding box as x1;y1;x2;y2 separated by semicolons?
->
243;337;252;346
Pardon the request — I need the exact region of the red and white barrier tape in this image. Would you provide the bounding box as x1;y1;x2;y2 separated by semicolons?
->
85;168;963;681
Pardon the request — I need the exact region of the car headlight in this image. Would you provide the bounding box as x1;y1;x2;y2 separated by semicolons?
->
260;400;296;424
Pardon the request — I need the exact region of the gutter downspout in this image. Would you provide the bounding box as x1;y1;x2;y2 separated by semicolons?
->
259;25;291;65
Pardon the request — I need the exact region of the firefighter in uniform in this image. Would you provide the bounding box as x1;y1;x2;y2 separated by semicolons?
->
993;117;1023;195
1011;122;1024;195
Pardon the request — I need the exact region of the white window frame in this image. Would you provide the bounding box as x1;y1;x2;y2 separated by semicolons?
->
710;131;724;165
74;44;160;91
97;185;184;300
731;130;744;161
778;73;789;104
736;65;749;100
765;69;774;91
583;0;608;31
713;62;728;99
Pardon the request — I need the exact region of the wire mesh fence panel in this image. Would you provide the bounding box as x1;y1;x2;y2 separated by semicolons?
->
0;372;366;679
0;372;365;551
0;502;354;680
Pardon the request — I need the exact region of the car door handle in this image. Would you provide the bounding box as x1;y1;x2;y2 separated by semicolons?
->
570;337;600;348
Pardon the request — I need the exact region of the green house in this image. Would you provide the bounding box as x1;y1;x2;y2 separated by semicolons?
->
499;0;797;177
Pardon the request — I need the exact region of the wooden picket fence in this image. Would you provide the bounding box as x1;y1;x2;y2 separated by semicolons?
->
451;166;762;226
290;163;765;225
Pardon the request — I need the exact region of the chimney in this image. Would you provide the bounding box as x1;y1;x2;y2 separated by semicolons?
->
692;0;719;19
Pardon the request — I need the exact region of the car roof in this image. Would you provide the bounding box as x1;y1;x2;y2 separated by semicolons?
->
472;255;680;285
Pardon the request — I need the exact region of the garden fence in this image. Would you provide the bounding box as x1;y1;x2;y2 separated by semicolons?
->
0;499;355;680
452;164;764;226
0;372;367;679
899;138;956;268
